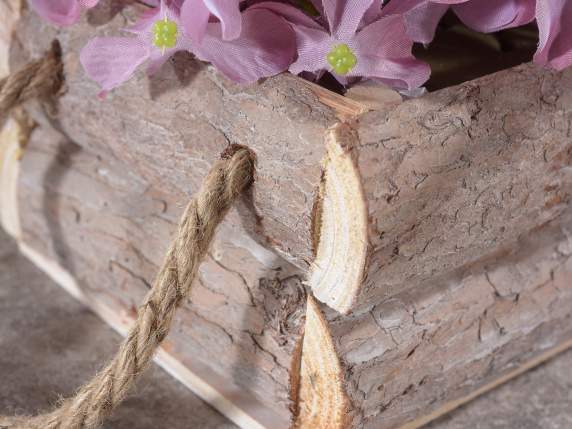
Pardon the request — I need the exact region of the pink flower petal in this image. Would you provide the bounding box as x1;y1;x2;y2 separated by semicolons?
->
351;15;430;88
248;1;323;29
80;37;150;92
353;15;412;58
204;0;242;40
362;0;384;26
357;57;430;90
180;0;211;43
381;0;464;43
289;26;332;75
453;0;535;33
406;1;448;44
128;7;161;33
181;0;242;43
534;0;572;70
535;0;561;64
129;1;184;35
322;0;375;39
194;8;296;83
29;0;81;26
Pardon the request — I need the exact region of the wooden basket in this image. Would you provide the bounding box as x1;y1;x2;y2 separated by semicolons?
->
2;2;572;428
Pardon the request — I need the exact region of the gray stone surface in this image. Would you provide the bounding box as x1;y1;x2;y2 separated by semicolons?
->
427;348;572;429
0;229;236;429
1;226;571;429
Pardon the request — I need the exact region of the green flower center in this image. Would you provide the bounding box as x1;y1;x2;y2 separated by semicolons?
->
152;18;178;49
326;43;357;75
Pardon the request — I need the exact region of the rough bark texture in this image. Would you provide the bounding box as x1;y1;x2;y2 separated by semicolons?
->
309;64;572;311
327;212;572;428
353;65;572;307
4;2;572;429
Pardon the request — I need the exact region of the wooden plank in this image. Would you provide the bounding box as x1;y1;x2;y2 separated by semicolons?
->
16;79;572;429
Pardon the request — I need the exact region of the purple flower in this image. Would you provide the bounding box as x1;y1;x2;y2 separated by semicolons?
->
452;0;535;32
181;0;242;44
534;0;572;70
80;1;297;92
191;6;297;83
285;0;430;89
384;0;572;71
381;0;535;44
80;2;187;95
29;0;99;26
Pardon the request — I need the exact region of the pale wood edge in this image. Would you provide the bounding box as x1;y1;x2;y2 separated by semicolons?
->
308;123;368;313
299;80;369;119
293;295;350;429
0;118;23;238
0;0;21;78
398;337;572;429
0;0;23;237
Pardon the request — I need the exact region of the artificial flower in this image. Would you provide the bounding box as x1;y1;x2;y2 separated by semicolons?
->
80;1;296;92
29;0;99;26
180;0;242;44
191;6;297;83
286;0;430;89
534;0;572;70
80;1;186;94
381;0;535;44
383;0;571;70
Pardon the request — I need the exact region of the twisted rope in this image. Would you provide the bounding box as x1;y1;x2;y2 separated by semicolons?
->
0;145;256;428
0;40;64;127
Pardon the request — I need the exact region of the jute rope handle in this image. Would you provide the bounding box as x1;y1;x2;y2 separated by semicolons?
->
0;41;257;429
0;40;64;128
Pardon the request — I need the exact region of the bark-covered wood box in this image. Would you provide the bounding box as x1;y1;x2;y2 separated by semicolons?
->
1;1;572;429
